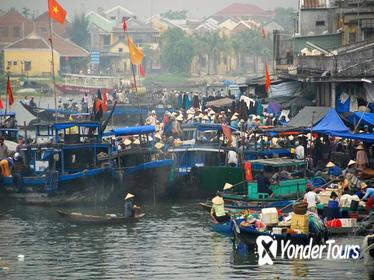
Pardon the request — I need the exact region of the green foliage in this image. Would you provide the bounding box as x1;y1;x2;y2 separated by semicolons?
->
160;10;188;20
67;13;90;49
274;8;297;32
160;29;194;74
21;8;31;19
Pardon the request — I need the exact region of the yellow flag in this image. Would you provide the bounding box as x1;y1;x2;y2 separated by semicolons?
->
128;36;144;65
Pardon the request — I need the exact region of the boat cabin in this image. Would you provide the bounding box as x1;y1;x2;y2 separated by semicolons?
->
11;121;112;193
103;125;157;169
169;123;237;175
0;111;18;141
246;158;307;200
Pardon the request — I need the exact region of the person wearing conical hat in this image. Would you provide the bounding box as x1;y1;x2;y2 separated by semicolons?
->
123;193;140;218
343;159;360;191
326;161;342;177
210;194;229;223
356;144;369;172
361;182;374;214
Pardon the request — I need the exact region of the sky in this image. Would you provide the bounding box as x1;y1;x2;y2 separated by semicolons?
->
0;0;297;19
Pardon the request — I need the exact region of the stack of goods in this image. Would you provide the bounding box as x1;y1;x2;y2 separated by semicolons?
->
260;208;279;226
290;213;309;234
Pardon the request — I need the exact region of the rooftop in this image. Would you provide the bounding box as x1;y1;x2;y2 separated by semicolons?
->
214;3;269;17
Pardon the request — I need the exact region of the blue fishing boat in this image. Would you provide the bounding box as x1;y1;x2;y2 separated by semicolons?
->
168;123;243;197
1;121;115;205
103;125;173;199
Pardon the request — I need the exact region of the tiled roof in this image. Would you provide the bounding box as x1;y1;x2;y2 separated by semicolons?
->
6;33;49;49
113;18;157;33
0;8;31;25
5;32;89;57
87;11;115;33
215;3;268;17
48;33;89;57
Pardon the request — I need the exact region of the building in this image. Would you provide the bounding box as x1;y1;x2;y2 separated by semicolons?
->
34;11;69;38
3;32;89;76
104;5;135;22
213;3;272;22
0;8;32;48
298;0;336;36
87;11;115;51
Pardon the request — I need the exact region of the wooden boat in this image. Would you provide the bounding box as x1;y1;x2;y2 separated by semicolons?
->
57;210;144;225
233;223;326;247
20;101;81;122
169;123;243;197
222;158;308;203
200;198;295;213
103;126;173;199
2;121;117;206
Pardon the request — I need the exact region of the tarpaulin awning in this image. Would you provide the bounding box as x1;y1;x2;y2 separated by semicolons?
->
269;81;301;98
287;106;331;128
52;122;100;130
312;109;350;134
206;98;234;108
103;125;155;137
345;112;374;127
329;132;374;142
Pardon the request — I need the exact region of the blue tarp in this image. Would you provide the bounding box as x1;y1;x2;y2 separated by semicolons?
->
103;125;155;137
312;109;349;134
330;132;374;143
0;111;16;117
53;122;100;130
335;92;350;113
346;112;374;127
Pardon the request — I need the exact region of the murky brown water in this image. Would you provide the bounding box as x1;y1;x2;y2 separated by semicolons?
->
0;199;371;280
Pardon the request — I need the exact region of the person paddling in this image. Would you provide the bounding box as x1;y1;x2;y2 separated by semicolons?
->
123;193;140;218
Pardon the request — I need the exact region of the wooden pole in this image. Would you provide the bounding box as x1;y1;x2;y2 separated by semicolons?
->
5;73;8;115
48;11;58;122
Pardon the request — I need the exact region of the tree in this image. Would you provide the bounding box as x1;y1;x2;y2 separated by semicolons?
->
67;13;90;49
160;29;194;74
160;10;188;20
21;8;30;19
274;8;296;32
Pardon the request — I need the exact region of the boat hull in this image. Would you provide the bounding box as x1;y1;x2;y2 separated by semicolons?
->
2;168;114;206
121;160;174;200
57;210;144;225
56;84;112;95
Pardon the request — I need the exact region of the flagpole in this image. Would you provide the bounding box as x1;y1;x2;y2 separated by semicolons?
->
5;72;8;115
48;9;58;122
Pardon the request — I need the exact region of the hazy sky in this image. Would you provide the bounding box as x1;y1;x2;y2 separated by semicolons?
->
0;0;297;19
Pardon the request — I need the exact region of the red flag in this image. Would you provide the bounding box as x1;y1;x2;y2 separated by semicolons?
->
123;17;127;32
102;92;108;112
139;64;145;78
265;63;271;94
7;76;14;106
0;98;3;110
48;0;67;24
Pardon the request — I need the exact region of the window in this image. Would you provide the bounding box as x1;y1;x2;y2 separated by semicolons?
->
118;48;123;53
118;35;125;41
316;21;325;26
0;26;8;37
7;61;11;67
24;61;31;71
13;61;17;66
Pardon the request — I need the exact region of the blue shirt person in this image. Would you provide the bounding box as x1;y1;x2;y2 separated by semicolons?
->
326;162;342;176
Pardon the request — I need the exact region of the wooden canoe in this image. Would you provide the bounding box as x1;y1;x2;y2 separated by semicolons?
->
57;210;144;225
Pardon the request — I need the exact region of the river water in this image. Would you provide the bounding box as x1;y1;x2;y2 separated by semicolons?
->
0;198;372;280
2;98;373;279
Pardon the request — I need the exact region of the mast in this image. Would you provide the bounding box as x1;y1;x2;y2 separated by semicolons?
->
48;10;58;122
